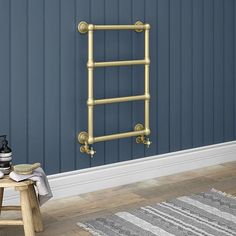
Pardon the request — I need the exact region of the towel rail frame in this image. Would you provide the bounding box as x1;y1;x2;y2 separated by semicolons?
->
77;21;151;157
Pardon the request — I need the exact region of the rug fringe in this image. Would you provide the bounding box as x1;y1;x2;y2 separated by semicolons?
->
77;222;103;236
211;188;236;200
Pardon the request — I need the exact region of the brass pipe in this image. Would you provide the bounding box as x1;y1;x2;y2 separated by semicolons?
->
94;130;147;143
88;28;94;143
93;24;148;31
93;95;148;105
144;26;150;132
93;59;148;68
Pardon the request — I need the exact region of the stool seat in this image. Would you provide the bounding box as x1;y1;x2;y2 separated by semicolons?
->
0;175;43;236
0;175;33;188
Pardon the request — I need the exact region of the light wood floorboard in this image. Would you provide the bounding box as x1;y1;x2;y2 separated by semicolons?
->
0;161;236;236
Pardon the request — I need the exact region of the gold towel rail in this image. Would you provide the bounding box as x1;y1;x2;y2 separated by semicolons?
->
77;21;151;158
93;59;148;68
94;130;148;143
93;95;149;106
78;21;147;33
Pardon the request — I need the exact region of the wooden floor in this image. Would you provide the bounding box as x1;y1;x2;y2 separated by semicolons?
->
1;161;236;236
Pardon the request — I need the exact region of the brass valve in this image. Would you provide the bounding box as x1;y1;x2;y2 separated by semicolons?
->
78;132;96;158
80;143;96;158
134;124;152;148
136;135;152;148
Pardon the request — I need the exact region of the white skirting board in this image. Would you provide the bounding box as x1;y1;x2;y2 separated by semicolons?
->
3;140;236;205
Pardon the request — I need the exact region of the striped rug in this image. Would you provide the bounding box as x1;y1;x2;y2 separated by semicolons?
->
77;189;236;236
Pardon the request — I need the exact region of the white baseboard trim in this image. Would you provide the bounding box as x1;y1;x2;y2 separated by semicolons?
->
3;141;236;205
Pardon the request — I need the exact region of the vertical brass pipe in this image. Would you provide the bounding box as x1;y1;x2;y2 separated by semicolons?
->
144;25;150;135
88;25;94;144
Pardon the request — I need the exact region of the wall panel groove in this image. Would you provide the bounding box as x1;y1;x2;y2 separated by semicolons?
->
59;0;62;172
10;0;28;164
0;0;235;174
132;0;145;159
104;0;119;164
0;0;10;144
74;0;77;169
235;0;236;140
214;0;224;144
181;0;193;150
118;0;133;162
203;0;214;145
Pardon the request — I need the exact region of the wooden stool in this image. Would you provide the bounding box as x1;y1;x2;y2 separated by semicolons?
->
0;175;43;236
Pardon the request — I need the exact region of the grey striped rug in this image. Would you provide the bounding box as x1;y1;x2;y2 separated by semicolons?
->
77;189;236;236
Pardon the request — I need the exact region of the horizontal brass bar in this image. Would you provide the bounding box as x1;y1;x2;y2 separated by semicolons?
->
93;59;148;68
94;95;148;105
0;220;23;225
94;130;147;143
1;206;21;211
93;24;149;31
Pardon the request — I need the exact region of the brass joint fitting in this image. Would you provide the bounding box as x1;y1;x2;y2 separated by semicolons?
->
87;100;94;106
145;128;151;136
88;24;94;31
145;24;151;30
88;137;94;144
145;58;150;65
87;62;94;68
145;94;151;100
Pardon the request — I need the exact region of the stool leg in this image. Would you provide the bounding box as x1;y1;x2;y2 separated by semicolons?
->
28;184;43;232
19;187;35;236
0;187;4;214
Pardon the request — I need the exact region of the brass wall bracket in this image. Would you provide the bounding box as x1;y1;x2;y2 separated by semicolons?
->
78;132;96;158
135;124;152;148
78;21;89;34
134;21;144;32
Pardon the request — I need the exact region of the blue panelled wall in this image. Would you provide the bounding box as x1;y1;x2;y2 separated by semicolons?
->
0;0;235;175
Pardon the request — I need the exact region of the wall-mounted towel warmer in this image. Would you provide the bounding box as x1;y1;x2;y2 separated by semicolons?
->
77;21;151;158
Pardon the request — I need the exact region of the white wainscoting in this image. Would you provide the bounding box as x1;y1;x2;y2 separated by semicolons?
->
4;141;236;205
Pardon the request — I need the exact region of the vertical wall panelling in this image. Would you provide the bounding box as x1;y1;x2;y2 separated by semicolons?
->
145;0;157;156
91;0;105;167
11;0;28;164
28;0;44;165
224;0;234;141
44;0;60;174
104;0;119;164
0;0;10;137
60;0;76;172
192;0;203;147
118;0;133;162
1;0;236;175
157;0;170;154
181;0;193;149
132;0;145;158
169;0;181;152
76;0;91;169
203;0;214;145
214;0;224;144
235;0;236;140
